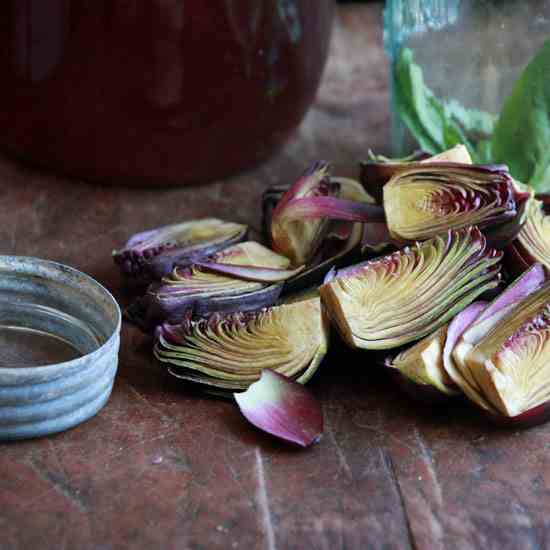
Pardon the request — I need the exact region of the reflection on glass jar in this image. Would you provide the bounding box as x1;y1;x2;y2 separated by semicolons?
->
385;0;550;175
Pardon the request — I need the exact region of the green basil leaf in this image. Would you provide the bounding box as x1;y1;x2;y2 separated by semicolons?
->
393;48;444;154
394;48;496;162
492;40;550;191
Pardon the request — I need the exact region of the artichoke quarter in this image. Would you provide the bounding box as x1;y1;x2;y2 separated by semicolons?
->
320;227;502;350
128;241;300;330
154;296;329;393
383;163;529;244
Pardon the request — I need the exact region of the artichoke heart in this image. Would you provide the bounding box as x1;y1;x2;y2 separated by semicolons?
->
320;227;502;350
154;297;329;392
462;282;550;417
113;218;247;285
384;164;518;242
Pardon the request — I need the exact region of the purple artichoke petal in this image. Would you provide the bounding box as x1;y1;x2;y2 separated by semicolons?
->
234;369;323;447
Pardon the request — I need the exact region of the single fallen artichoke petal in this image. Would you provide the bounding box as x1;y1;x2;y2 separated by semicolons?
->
462;281;550;418
320;227;502;350
383;163;521;243
234;369;323;447
154;296;329;393
360;144;472;203
129;242;289;329
449;263;547;414
387;324;458;396
113;218;248;286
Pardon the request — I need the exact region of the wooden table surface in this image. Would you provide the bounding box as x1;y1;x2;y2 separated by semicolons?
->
1;4;548;549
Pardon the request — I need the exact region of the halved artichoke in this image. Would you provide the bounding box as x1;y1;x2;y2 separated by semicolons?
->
360;144;472;203
448;263;548;417
271;161;334;266
270;162;383;267
113;218;247;286
507;200;550;274
361;145;494;254
264;169;378;292
154;296;328;392
383;164;525;243
387;325;457;395
320;227;502;350
460;282;550;418
129;242;299;329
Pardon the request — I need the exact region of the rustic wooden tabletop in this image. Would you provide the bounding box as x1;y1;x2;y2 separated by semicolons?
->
1;4;547;550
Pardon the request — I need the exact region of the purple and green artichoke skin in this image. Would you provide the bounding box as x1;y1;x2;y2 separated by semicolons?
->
127;282;283;332
124;241;295;331
360;152;531;248
154;296;328;395
113;219;248;287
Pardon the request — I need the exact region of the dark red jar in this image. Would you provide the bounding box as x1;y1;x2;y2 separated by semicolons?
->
0;1;334;185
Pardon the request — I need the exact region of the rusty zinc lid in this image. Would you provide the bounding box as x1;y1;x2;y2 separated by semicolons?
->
0;256;121;440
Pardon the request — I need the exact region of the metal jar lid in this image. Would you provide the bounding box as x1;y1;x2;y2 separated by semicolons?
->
0;256;121;440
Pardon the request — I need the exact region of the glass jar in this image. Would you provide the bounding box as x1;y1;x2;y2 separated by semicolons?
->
384;0;550;166
0;1;334;185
